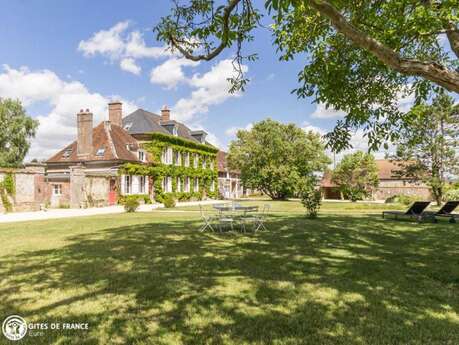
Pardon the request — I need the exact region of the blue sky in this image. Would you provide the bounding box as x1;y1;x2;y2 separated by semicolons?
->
0;0;408;160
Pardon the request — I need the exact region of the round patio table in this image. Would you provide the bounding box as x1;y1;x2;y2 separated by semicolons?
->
213;204;259;231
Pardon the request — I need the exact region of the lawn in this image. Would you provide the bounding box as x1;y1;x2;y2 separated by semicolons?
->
0;201;458;345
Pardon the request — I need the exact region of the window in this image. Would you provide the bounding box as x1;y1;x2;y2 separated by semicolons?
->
184;153;190;167
162;147;173;164
140;176;146;193
124;175;132;194
193;154;199;168
210;161;214;170
174;151;181;166
210;180;215;192
62;149;72;158
184;177;190;192
96;147;105;156
124;122;132;130
202;158;206;169
176;177;182;192
162;176;172;193
138;150;146;162
194;178;199;192
52;184;62;196
173;126;178;136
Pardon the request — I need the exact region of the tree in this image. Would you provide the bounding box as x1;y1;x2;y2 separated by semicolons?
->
390;90;459;205
155;0;459;151
227;119;330;200
332;151;379;201
0;98;38;167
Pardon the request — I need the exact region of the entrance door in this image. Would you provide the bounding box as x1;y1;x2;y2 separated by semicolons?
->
108;178;117;205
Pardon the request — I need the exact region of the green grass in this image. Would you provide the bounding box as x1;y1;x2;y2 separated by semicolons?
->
0;201;458;344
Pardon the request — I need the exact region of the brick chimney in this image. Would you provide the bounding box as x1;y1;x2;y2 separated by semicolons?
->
161;105;170;122
108;101;122;127
77;109;93;157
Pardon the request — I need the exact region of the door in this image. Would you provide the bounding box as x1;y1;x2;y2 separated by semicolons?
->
108;178;117;205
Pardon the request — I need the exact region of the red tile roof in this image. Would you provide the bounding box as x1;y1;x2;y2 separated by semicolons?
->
217;151;240;173
320;159;411;187
47;122;139;163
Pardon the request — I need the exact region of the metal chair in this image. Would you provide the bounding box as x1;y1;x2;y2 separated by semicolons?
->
199;204;217;232
243;204;271;232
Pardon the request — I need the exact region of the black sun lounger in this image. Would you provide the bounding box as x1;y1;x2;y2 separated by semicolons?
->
382;201;431;222
424;201;459;223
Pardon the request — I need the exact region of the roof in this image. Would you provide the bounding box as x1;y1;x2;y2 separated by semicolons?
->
123;109;204;144
320;159;413;187
217;151;240;174
47;122;139;164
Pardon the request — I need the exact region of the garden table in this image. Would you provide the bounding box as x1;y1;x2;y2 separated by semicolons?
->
213;205;259;231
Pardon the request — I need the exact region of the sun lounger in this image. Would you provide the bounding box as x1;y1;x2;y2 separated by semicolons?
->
382;201;431;222
425;201;459;223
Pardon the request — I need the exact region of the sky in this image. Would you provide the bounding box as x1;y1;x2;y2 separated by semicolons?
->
0;0;416;161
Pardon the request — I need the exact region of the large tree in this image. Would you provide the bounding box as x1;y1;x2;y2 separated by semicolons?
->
332;151;379;201
227;119;330;200
0;98;38;167
155;0;459;150
390;90;459;205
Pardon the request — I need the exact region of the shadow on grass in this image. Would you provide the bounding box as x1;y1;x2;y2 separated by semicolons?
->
1;213;458;344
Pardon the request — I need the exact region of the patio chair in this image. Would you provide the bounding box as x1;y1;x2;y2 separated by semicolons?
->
243;204;271;232
198;205;217;232
425;201;459;223
382;201;431;222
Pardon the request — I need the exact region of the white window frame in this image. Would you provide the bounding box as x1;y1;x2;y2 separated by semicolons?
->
52;184;62;196
140;176;146;194
184;177;190;192
175;151;181;166
210;161;214;170
162;147;173;165
184;152;190;167
202;158;206;169
194;178;199;192
124;175;132;195
138;150;146;162
176;177;182;192
162;176;173;193
193;153;199;168
210;180;215;192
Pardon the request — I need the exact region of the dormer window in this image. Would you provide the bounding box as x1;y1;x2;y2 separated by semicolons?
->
173;126;178;136
96;148;105;156
124;122;132;131
62;148;72;158
138;150;146;162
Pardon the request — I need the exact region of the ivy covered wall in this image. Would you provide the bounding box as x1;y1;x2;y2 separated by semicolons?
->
120;132;218;202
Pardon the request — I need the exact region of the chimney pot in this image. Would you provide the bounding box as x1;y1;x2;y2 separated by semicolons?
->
108;101;123;127
161;105;171;122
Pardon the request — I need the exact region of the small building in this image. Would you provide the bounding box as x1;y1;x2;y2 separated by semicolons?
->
320;159;431;201
217;151;244;199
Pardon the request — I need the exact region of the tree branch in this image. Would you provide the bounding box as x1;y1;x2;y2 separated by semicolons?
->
446;22;459;59
308;0;459;93
168;0;243;61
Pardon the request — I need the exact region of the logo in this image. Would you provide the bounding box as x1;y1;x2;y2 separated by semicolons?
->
2;315;27;341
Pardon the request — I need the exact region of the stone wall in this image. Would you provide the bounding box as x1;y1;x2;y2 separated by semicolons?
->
0;165;47;212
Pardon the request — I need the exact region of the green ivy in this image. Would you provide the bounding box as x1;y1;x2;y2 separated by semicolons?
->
0;173;15;212
120;132;218;202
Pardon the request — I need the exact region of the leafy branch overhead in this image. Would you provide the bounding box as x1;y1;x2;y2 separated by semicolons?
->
155;0;459;151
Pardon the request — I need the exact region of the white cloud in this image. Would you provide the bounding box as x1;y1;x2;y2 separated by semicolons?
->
150;58;199;89
78;21;172;74
225;123;253;137
0;65;137;160
120;58;141;75
78;21;129;59
301;121;326;135
311;103;346;119
172;59;248;122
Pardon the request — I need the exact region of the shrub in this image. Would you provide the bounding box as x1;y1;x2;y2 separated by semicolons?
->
143;195;152;204
163;194;176;208
122;195;140;212
300;187;322;218
385;194;422;206
445;188;459;201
